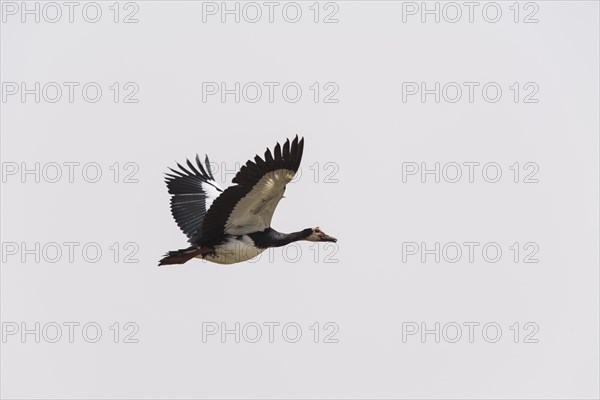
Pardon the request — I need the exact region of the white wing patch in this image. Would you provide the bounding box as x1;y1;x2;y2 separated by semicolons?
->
202;181;222;212
225;169;295;235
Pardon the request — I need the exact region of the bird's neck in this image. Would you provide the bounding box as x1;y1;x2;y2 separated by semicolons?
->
249;228;310;248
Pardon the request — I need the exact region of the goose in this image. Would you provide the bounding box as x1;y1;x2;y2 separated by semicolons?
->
159;136;337;265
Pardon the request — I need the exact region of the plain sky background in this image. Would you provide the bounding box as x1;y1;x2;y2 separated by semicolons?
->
1;1;599;399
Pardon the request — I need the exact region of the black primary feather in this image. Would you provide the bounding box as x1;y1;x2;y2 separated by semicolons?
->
165;154;222;239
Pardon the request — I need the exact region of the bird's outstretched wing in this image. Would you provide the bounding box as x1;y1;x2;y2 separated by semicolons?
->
165;155;223;240
194;136;304;247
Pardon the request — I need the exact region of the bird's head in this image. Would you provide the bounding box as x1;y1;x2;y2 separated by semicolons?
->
305;227;337;243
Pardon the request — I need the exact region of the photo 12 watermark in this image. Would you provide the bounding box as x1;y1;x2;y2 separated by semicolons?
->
401;241;540;264
201;81;340;104
401;162;540;184
2;162;140;184
2;321;140;343
401;82;539;104
179;160;339;185
1;82;140;104
201;321;340;343
194;242;339;265
400;2;539;24
2;242;140;264
1;1;140;24
401;321;540;344
200;1;340;24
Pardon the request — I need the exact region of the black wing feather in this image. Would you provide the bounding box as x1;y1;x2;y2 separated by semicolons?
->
204;155;215;181
166;154;222;239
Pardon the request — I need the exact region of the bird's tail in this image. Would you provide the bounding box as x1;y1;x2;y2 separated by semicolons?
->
158;246;206;266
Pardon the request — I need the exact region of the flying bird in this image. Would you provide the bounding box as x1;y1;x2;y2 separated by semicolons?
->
159;136;337;265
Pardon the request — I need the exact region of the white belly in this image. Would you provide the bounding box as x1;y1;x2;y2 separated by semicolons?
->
198;235;265;265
